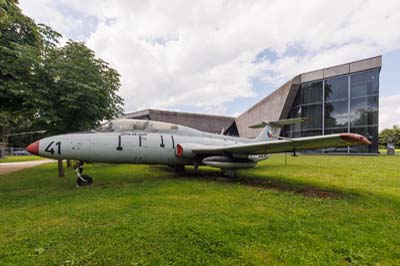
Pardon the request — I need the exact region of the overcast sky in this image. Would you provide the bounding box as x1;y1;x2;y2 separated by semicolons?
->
20;0;400;130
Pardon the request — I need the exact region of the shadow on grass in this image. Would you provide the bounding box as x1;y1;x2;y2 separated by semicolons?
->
0;163;362;203
152;166;348;200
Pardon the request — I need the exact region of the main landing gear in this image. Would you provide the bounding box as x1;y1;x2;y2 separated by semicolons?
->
74;161;93;187
169;165;186;174
222;169;237;179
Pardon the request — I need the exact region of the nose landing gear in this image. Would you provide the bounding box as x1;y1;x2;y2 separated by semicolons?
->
74;161;93;187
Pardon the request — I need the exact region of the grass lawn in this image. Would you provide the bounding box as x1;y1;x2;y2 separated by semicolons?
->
0;155;43;163
378;149;400;155
1;155;399;265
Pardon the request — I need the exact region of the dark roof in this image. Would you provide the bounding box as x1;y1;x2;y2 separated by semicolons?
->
124;109;235;134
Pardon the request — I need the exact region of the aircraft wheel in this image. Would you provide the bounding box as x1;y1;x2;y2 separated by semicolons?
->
77;174;93;186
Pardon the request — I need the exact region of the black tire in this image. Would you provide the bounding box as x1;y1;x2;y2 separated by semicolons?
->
77;175;93;186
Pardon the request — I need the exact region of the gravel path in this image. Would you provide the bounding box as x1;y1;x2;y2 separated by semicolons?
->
0;160;55;175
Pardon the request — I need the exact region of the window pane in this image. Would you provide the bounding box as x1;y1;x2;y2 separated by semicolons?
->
350;96;378;126
367;96;378;125
324;127;348;135
301;130;323;153
350;70;379;98
301;81;322;104
293;90;301;107
302;129;322;137
324;100;348;128
324;146;349;153
325;76;348;102
290;107;302;118
292;131;301;138
301;104;322;130
281;125;291;137
323;127;349;154
290;107;302;132
350;97;367;126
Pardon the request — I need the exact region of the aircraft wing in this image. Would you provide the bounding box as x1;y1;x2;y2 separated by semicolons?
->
192;133;371;155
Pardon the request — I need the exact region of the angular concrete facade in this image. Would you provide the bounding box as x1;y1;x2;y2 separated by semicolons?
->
124;56;381;153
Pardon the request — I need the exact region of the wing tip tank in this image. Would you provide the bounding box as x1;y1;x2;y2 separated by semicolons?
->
339;133;372;145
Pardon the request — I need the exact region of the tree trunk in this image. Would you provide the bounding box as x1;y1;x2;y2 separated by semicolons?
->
1;127;10;143
66;159;71;168
57;159;64;177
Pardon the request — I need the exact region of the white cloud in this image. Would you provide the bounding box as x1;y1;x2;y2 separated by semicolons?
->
20;0;400;117
379;95;400;130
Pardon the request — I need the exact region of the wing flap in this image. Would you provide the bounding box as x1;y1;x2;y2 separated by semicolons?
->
192;133;371;155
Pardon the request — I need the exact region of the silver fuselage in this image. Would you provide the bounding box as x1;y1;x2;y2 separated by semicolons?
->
36;130;268;166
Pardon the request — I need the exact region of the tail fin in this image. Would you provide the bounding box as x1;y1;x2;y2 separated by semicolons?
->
250;117;307;142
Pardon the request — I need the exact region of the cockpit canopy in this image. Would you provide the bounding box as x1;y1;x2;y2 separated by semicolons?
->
95;119;201;135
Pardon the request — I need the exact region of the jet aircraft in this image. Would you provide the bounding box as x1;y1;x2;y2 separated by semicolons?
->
26;118;371;186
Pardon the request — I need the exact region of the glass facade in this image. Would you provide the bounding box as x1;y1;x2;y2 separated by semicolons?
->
283;69;379;154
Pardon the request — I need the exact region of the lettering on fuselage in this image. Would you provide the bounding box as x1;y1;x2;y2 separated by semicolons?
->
45;141;61;155
160;135;165;148
117;132;175;150
119;132;148;136
116;135;123;151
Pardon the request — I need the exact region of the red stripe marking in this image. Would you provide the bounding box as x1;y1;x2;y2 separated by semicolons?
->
176;144;183;157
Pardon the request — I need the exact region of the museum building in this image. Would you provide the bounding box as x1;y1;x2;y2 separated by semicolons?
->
125;56;381;154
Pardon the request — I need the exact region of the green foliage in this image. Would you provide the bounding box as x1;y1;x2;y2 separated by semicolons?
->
35;41;124;134
379;125;400;147
1;155;400;265
0;0;42;140
0;0;124;143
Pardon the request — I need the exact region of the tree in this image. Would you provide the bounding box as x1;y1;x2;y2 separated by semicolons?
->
35;41;123;134
1;1;124;176
379;125;400;148
0;0;42;142
31;41;124;176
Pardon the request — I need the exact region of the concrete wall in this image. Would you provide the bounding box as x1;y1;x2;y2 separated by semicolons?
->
350;56;382;73
300;56;382;83
235;75;301;138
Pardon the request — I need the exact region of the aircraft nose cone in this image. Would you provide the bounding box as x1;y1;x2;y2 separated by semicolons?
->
26;141;39;155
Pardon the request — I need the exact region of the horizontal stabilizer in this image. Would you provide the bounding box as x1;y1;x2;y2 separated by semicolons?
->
249;117;307;129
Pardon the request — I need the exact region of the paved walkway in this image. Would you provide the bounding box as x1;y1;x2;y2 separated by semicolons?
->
0;160;55;175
